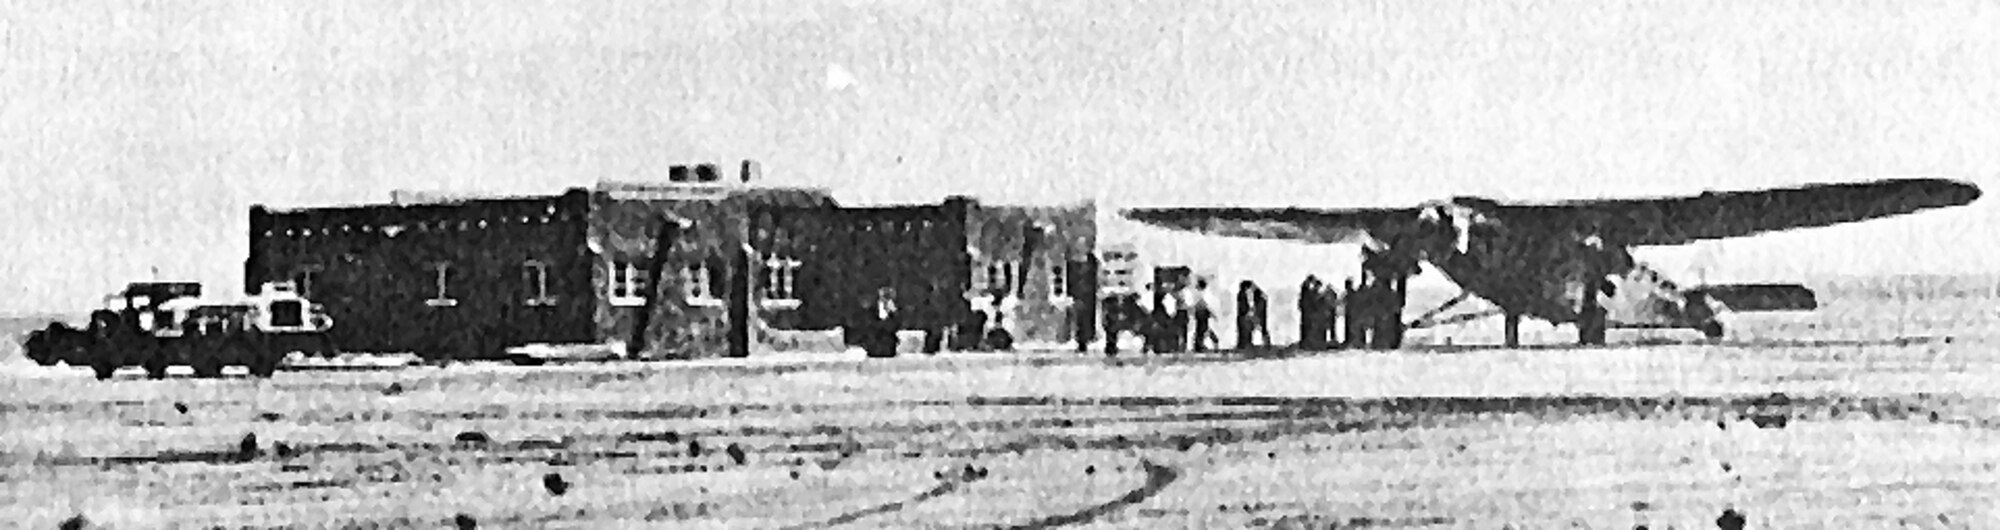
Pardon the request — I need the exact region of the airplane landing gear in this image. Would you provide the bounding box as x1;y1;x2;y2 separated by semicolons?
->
1575;232;1616;346
1578;304;1607;346
1504;312;1521;348
1698;320;1725;340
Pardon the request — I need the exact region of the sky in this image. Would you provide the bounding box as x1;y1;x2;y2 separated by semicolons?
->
5;0;2000;314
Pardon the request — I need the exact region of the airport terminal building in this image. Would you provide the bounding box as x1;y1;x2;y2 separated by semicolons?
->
244;161;1098;360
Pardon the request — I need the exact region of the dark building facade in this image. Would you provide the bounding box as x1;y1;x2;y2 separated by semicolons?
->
246;165;1097;360
964;202;1102;345
754;199;974;332
246;189;600;360
743;197;1100;347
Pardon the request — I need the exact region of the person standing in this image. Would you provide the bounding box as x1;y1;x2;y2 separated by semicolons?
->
1158;283;1185;354
1299;275;1324;349
1343;279;1369;349
984;287;1017;351
862;286;900;358
1189;279;1219;352
1139;283;1160;354
957;297;988;351
1236;281;1257;350
1104;288;1136;354
1236;280;1272;350
1320;281;1343;348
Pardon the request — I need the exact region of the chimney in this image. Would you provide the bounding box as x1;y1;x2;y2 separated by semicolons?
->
669;165;693;182
695;163;721;182
740;160;761;183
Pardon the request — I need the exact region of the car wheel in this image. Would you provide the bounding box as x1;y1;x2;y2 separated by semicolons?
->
91;361;118;381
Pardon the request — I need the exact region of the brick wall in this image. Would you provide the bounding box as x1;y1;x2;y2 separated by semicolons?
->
246;190;596;359
755;199;973;332
247;185;1101;358
965;200;1099;345
590;185;838;359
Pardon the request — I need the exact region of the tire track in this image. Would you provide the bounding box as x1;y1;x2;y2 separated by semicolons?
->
992;458;1179;529
771;457;1180;529
776;476;969;530
31;384;1996;528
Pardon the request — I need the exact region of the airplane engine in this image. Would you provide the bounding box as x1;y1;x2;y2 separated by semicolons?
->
1413;200;1502;258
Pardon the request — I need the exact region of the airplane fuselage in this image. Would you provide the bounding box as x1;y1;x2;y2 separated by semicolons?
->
1407;201;1717;332
1120;177;1979;344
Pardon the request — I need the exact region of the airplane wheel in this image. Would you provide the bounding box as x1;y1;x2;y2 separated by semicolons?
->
143;360;169;380
192;360;223;378
191;346;225;378
1699;321;1725;340
138;343;169;379
248;352;279;378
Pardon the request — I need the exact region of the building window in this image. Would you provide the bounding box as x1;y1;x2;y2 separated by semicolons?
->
986;262;1005;294
760;253;801;305
684;261;721;306
610;260;649;307
523;260;555;306
1050;258;1071;301
426;263;458;307
976;260;1018;296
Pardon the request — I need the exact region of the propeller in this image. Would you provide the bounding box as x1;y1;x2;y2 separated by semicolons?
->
1408;199;1505;260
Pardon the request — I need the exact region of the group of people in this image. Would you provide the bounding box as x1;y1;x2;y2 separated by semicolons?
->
851;286;905;357
1097;272;1405;355
854;285;1024;358
1295;276;1352;349
853;269;1406;359
1098;277;1235;355
1291;273;1408;350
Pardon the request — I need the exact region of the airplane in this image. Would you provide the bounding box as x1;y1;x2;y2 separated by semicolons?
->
1119;178;1983;348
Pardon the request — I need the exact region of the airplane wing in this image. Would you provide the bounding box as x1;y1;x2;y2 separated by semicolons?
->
1115;205;1417;245
1121;178;1980;247
1526;178;1982;246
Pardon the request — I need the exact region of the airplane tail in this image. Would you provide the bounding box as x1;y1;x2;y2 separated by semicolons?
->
1688;283;1819;312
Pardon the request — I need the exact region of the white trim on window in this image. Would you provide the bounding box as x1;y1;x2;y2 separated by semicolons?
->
759;253;802;303
425;262;458;307
523;260;556;306
760;299;802;310
609;260;648;307
979;260;1017;296
684;261;723;306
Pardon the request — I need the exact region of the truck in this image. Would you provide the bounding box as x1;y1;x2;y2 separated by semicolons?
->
20;281;337;380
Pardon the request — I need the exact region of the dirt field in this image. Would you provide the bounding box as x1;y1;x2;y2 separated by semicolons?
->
4;298;2000;529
